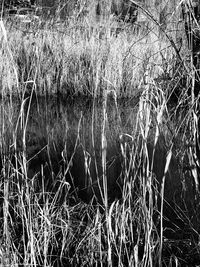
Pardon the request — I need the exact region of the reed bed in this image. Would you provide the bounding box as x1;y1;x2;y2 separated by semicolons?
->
0;1;199;266
0;11;178;99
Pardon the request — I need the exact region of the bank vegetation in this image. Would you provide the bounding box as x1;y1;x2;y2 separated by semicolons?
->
0;0;199;266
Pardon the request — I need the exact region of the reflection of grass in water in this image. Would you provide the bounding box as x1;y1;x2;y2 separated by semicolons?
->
0;91;199;266
0;2;200;266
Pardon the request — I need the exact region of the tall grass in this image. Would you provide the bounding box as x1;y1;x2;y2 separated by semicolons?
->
0;3;177;98
0;0;199;266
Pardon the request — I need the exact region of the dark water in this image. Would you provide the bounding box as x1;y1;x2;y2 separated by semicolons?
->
0;95;197;206
0;95;139;202
1;95;200;265
0;96;198;207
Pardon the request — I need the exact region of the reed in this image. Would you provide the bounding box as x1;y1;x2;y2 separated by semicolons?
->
0;0;199;266
0;6;176;98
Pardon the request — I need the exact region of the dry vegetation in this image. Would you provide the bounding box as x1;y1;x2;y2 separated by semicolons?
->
0;0;182;98
0;0;199;266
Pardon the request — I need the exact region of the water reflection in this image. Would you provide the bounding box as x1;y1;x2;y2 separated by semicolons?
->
0;96;196;210
0;96;138;202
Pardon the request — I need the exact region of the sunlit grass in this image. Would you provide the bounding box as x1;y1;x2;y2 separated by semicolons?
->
0;13;176;99
0;1;199;266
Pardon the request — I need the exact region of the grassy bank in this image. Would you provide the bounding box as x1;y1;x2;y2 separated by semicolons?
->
0;1;200;266
0;8;185;99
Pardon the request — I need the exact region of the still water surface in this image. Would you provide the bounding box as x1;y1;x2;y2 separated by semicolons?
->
0;95;195;209
0;96;138;202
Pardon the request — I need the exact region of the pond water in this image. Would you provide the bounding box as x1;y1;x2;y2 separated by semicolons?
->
0;93;199;263
0;95;196;210
0;95;139;202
